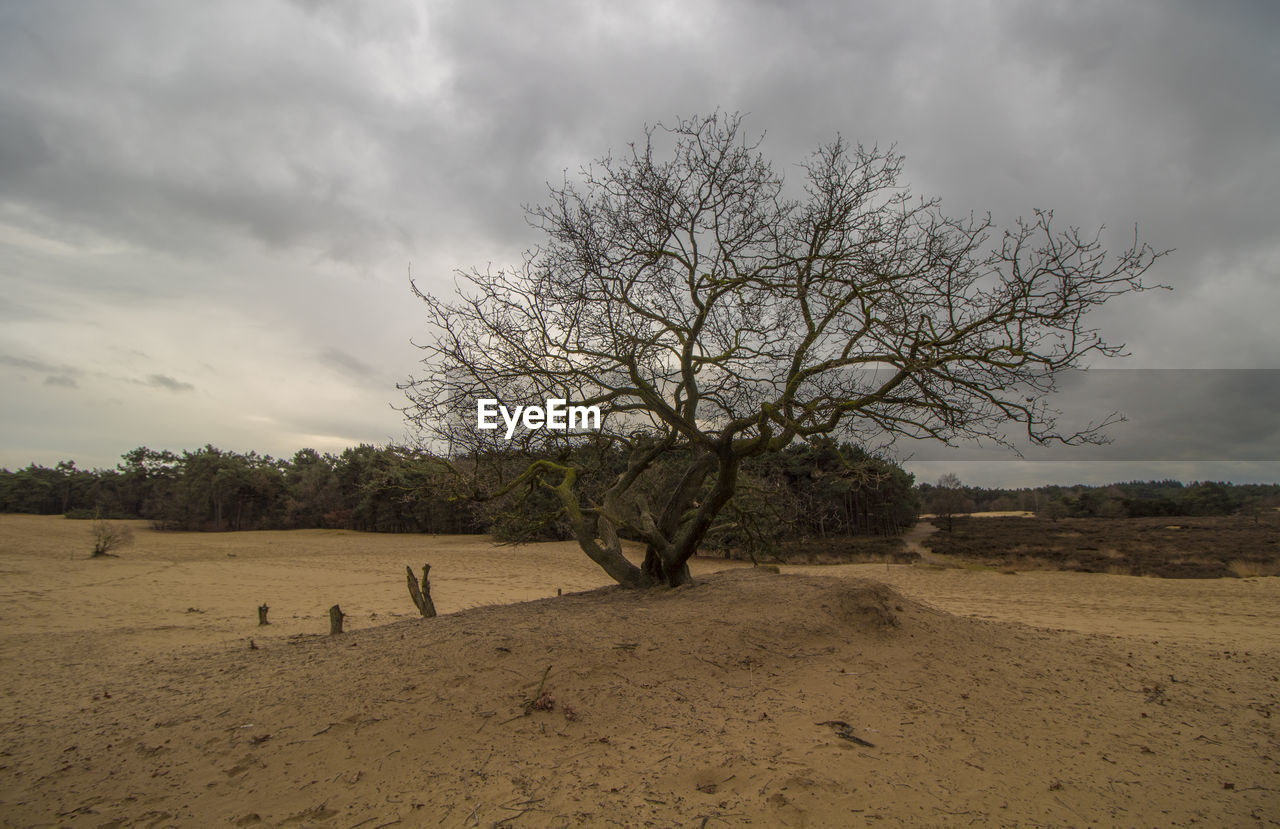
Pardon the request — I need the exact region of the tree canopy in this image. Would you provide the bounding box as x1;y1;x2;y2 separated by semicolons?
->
407;112;1166;586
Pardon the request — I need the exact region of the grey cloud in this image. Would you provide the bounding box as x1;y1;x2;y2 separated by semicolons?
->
0;2;413;264
2;353;191;395
143;374;195;393
898;370;1280;463
996;2;1280;265
0;354;62;373
320;348;376;379
0;353;83;384
6;0;1275;281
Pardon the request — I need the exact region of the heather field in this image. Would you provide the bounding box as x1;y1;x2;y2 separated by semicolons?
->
923;514;1280;578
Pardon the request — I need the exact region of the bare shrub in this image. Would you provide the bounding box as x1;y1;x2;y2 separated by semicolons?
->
91;520;134;557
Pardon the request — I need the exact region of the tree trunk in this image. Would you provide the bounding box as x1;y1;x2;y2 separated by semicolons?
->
329;604;344;635
655;455;740;585
641;547;693;587
406;564;438;617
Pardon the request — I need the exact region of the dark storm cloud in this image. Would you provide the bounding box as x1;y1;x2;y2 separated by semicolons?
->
0;1;410;262
900;370;1280;462
1061;370;1280;461
4;1;1275;271
997;2;1280;261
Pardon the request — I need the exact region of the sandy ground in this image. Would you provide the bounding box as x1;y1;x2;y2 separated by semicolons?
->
1;514;1278;827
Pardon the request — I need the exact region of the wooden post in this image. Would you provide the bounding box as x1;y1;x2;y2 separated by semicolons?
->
329;604;345;635
406;564;437;618
257;603;270;626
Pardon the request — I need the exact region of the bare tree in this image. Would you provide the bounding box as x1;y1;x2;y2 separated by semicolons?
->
929;473;972;533
403;112;1166;587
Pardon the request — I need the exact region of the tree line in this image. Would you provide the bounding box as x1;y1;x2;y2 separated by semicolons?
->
10;443;1269;545
0;438;921;545
920;477;1280;521
0;445;476;533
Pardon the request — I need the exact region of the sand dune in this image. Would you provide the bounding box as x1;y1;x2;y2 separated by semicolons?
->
1;515;1277;826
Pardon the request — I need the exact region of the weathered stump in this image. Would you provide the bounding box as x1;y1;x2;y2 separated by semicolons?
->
257;603;270;625
329;604;345;635
406;564;438;618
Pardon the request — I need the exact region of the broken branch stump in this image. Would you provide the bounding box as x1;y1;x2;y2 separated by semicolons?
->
329;604;345;635
406;563;438;618
258;603;270;626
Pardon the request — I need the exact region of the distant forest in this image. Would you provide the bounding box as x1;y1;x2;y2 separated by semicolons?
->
2;444;1275;545
0;439;918;552
920;478;1280;521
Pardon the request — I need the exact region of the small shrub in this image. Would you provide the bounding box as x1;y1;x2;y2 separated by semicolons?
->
91;520;135;557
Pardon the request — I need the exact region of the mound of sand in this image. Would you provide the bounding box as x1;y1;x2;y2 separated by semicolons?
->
3;560;1277;826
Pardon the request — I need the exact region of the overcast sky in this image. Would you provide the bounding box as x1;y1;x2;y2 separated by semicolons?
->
2;0;1277;487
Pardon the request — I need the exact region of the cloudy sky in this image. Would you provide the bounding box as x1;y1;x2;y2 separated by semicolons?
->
1;0;1276;487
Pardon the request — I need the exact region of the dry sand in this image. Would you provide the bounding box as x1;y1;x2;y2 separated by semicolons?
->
1;514;1277;827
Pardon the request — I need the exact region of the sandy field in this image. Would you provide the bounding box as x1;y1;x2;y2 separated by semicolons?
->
1;514;1278;827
